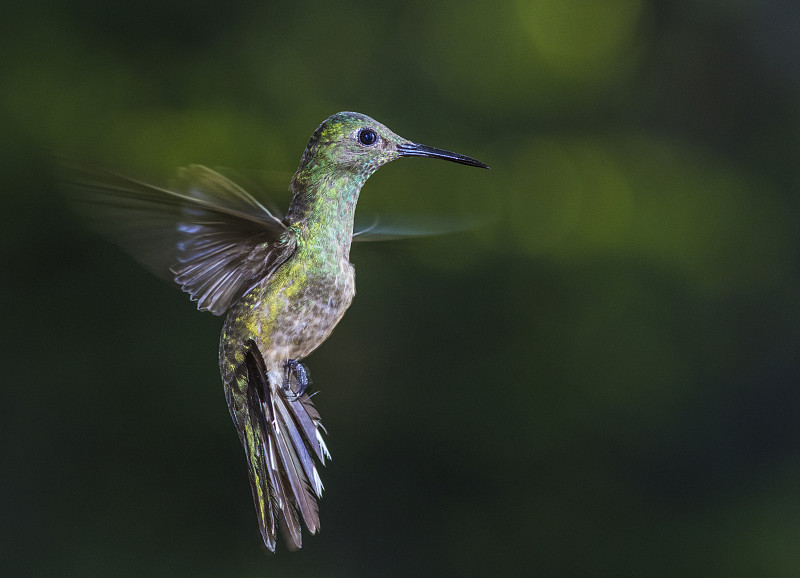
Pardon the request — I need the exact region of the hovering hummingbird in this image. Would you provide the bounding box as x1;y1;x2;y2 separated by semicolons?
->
67;112;488;552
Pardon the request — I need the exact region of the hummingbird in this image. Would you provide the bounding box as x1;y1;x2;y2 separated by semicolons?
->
67;111;488;552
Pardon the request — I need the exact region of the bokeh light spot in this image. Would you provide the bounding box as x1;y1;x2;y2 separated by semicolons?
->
517;0;644;79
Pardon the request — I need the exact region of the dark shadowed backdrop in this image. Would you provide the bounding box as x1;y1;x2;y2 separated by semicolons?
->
2;0;800;575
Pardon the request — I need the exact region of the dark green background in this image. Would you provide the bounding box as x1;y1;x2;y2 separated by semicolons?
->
3;0;800;575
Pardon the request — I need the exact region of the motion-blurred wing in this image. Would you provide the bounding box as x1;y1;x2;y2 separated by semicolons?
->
352;214;485;241
65;162;296;316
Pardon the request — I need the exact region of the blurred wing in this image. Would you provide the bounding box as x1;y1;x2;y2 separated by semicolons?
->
200;166;294;222
352;214;486;241
64;162;296;316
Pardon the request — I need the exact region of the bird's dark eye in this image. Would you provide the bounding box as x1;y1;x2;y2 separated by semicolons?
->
358;128;378;146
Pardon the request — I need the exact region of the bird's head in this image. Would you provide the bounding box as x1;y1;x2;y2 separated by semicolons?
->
300;111;488;179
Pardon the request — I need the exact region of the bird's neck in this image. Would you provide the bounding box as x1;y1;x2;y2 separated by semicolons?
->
286;162;366;259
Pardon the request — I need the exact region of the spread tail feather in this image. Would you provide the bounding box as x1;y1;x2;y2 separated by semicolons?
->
226;345;329;552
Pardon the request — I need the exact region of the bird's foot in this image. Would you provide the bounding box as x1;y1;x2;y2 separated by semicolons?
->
282;359;310;400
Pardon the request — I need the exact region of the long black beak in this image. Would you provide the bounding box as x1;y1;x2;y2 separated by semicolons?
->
397;142;490;169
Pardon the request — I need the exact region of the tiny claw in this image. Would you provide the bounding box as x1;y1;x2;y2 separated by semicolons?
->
283;359;310;400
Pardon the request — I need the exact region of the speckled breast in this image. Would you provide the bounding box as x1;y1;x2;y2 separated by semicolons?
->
279;260;356;360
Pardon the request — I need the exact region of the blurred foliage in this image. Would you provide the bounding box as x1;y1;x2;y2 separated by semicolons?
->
2;0;800;575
